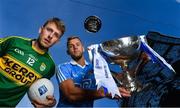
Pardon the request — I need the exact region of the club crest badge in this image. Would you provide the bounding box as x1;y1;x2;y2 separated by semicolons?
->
40;63;46;71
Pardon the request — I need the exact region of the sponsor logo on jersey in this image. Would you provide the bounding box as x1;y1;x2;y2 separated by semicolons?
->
0;54;42;86
14;48;24;56
40;63;46;71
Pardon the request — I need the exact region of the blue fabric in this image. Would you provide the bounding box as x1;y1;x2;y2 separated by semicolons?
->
125;77;180;107
56;61;96;107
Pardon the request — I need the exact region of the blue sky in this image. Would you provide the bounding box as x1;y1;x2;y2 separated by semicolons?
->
0;0;180;107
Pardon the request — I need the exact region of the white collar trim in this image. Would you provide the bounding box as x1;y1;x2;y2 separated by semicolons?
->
70;59;89;68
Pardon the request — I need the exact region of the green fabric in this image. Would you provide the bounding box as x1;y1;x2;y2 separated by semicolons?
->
0;36;55;106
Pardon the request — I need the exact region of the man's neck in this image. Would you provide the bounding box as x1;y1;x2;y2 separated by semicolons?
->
32;40;47;54
75;56;86;67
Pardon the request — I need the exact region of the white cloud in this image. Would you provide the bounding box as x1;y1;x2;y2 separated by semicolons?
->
176;0;180;3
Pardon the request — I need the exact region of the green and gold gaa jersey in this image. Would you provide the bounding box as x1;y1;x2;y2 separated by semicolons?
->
0;36;55;106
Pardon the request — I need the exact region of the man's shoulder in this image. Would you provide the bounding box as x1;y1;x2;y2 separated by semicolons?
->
58;61;72;68
1;36;31;43
57;62;74;74
4;36;30;40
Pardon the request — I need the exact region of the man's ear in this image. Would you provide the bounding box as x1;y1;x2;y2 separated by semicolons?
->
38;27;43;34
66;50;70;55
83;47;85;52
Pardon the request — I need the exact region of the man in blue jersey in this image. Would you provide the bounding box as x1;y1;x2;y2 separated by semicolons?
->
56;36;130;107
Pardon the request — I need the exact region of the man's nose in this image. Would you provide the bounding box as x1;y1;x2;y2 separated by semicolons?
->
48;32;54;39
73;45;78;49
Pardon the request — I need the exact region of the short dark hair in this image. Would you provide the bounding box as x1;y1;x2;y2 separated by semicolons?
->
43;17;65;35
67;36;82;47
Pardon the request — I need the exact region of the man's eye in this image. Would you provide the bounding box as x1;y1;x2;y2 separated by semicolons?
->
76;43;81;46
68;45;73;48
54;33;60;38
46;28;53;32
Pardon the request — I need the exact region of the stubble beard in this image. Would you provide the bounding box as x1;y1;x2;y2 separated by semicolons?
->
71;53;83;61
37;38;49;51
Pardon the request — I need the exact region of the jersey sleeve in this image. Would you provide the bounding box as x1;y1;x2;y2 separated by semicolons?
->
0;37;15;56
56;63;72;84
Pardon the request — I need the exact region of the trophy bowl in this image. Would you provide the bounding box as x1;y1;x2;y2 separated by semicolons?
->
100;36;140;63
99;36;143;92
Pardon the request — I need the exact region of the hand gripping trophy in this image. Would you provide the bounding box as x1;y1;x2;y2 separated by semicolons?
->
88;35;175;94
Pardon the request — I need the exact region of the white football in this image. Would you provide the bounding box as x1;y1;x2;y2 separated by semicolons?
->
27;78;54;102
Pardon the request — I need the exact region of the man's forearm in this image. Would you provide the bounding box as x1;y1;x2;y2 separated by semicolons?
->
63;86;105;102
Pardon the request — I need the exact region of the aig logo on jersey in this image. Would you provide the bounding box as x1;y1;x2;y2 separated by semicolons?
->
14;48;24;56
40;63;46;71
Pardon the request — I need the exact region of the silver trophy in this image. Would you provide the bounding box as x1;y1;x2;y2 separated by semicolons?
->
99;36;144;92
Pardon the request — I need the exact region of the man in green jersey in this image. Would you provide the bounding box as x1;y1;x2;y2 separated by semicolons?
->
0;17;65;107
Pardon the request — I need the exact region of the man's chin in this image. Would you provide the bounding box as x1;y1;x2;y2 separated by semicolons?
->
72;55;82;61
40;43;50;50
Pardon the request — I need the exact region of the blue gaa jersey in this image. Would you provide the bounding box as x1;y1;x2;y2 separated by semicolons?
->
56;60;96;107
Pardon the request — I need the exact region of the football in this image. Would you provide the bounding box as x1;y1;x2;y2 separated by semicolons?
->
27;78;54;102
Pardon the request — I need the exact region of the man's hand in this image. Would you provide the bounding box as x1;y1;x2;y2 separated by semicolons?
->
31;95;56;108
100;86;131;99
119;87;131;97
